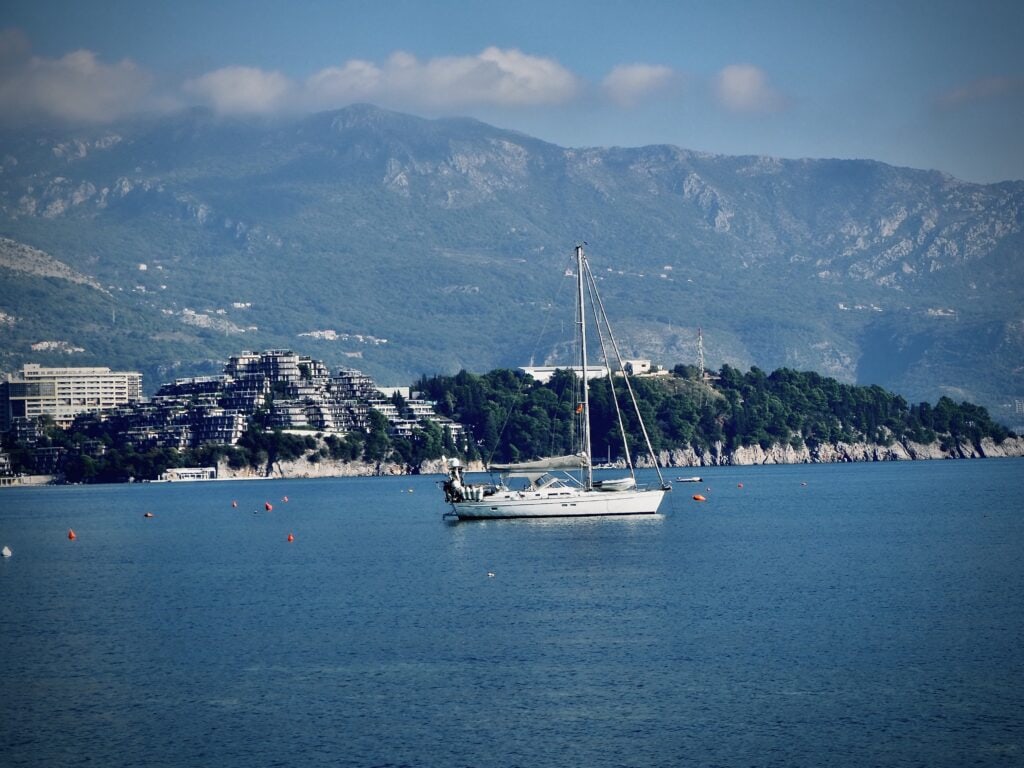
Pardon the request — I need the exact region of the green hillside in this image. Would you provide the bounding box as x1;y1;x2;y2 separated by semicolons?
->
1;105;1022;424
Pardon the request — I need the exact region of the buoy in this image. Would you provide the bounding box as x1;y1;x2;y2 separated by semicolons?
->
287;533;295;543
692;494;706;502
1;545;11;558
265;502;273;511
232;500;238;508
143;512;154;518
68;529;76;540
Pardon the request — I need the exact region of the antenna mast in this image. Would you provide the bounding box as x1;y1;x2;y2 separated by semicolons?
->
697;327;705;381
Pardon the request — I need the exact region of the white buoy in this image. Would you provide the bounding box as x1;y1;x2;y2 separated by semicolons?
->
1;545;11;558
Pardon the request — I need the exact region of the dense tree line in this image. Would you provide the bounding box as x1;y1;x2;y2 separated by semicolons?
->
416;365;1015;463
0;416;327;484
2;364;1015;482
1;404;456;482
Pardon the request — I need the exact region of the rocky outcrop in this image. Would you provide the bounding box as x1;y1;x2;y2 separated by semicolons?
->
657;436;1024;467
977;436;1024;458
214;437;1023;479
216;457;405;479
215;456;488;479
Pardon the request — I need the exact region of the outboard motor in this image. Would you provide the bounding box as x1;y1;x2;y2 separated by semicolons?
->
443;457;466;503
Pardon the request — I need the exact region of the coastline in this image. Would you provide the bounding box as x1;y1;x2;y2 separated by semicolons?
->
218;435;1024;480
652;435;1024;468
5;436;1022;486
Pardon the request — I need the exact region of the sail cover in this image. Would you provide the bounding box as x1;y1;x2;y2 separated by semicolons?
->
488;453;588;473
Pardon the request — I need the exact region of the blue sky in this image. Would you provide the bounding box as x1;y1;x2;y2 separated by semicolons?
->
2;0;1022;183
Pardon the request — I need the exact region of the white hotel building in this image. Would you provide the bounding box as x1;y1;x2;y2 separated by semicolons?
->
0;363;143;431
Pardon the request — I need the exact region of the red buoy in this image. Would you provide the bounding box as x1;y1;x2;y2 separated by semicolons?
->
692;494;706;502
265;502;273;511
287;533;295;542
67;529;76;540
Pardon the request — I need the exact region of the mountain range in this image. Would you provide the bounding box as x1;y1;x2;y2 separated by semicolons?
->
0;104;1022;424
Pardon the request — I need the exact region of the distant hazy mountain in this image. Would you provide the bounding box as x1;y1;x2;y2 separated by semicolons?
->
1;104;1021;422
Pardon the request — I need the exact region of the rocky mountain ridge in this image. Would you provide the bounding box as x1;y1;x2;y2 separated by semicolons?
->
1;104;1021;422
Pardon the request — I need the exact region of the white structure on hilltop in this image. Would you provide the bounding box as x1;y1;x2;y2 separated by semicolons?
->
519;365;610;385
520;360;660;384
0;363;143;431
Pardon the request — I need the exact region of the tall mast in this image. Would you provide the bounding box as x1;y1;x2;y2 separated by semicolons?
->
576;244;593;489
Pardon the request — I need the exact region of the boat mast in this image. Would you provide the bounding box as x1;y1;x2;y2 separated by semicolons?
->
576;244;593;489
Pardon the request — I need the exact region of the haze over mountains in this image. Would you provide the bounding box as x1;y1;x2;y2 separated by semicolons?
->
0;104;1021;423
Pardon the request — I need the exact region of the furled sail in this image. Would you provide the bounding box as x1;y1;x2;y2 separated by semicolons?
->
488;453;589;473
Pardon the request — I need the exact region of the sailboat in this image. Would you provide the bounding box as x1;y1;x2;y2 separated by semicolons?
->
442;244;671;520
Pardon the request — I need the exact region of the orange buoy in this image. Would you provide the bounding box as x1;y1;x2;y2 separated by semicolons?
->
692;494;706;502
67;529;76;540
265;502;273;511
232;500;238;508
287;533;295;542
143;512;154;518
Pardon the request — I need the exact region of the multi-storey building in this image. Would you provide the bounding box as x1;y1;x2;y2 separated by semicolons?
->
3;351;468;460
194;409;247;445
330;369;379;400
0;364;143;431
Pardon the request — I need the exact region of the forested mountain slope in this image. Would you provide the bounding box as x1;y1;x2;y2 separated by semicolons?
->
1;104;1021;423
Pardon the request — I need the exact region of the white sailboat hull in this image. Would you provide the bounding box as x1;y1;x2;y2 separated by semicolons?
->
451;487;666;520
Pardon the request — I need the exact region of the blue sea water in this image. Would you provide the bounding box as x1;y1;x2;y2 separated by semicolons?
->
1;459;1022;767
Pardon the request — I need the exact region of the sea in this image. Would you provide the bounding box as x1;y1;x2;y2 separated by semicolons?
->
1;459;1022;768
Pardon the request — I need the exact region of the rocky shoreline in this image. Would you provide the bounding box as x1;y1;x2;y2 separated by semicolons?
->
214;436;1024;479
654;435;1024;467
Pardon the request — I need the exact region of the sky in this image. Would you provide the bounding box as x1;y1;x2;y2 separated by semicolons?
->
1;0;1022;183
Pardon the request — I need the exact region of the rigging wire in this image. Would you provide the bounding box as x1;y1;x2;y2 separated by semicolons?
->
583;260;635;476
584;254;670;490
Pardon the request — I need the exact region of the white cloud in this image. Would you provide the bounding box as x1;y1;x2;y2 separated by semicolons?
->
183;66;294;115
937;76;1024;109
0;29;153;123
602;64;676;107
305;59;384;105
713;64;785;113
303;47;580;110
0;32;585;123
